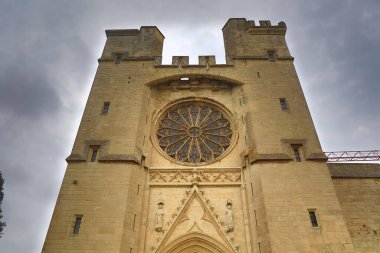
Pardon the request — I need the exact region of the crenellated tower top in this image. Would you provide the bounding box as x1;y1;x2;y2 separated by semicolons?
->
99;18;293;66
102;26;164;63
222;18;292;64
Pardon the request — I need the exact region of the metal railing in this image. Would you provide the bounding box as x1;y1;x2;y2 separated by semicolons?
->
324;150;380;162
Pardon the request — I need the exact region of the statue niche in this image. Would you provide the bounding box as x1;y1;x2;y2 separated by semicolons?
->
226;199;234;232
155;198;164;232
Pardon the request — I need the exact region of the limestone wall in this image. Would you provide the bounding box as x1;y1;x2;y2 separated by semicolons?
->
42;163;147;252
329;163;380;253
43;19;360;253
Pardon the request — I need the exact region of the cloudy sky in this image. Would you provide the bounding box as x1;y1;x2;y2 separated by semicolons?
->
0;0;379;252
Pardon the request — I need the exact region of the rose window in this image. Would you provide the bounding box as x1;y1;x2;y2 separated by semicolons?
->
156;102;233;164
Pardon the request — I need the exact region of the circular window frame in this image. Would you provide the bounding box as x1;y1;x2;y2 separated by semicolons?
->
152;97;238;166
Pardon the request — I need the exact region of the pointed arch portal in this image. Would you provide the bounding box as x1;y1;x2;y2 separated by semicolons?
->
158;232;234;253
153;189;238;253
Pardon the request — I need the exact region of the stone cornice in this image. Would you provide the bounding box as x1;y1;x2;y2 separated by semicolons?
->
246;26;286;35
232;56;294;61
250;153;293;163
154;64;234;68
306;153;328;161
66;153;140;164
106;29;140;37
243;146;293;163
98;154;140;164
98;56;157;62
328;163;380;178
105;26;164;39
66;154;86;162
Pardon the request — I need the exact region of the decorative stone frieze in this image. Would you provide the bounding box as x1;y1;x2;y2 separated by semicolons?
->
149;168;241;185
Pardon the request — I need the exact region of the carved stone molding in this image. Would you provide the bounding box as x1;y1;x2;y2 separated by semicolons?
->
98;154;140;164
66;154;86;162
306;152;328;161
149;168;241;185
66;153;140;164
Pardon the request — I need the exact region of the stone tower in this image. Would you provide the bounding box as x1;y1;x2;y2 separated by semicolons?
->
43;18;356;253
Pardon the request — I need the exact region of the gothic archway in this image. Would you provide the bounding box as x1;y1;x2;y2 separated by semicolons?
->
158;232;235;253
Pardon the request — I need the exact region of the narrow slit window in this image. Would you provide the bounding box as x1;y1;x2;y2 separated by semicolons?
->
115;54;122;64
279;98;287;111
102;102;110;114
294;150;301;162
90;150;98;162
293;147;301;162
89;145;100;163
73;216;82;234
254;210;258;226
268;51;276;62
308;210;319;227
133;214;136;231
140;156;145;170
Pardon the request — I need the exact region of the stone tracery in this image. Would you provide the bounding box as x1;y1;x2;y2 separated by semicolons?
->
157;102;233;164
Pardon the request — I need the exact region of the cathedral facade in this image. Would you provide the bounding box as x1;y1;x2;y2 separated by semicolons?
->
43;18;380;253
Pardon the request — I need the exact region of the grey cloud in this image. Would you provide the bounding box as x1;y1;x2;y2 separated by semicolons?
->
0;59;61;118
278;1;380;151
0;113;70;252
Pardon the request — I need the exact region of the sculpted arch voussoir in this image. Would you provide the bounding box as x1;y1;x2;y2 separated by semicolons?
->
158;232;235;253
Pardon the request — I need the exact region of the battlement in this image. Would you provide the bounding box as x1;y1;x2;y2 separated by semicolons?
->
223;18;291;63
105;26;164;38
100;18;292;65
102;26;164;61
222;18;286;34
167;55;216;67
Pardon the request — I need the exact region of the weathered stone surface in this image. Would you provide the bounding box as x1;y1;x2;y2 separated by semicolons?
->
328;163;380;178
42;19;378;253
329;163;380;252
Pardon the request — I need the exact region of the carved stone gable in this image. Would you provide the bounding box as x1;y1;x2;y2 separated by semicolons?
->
153;187;237;253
